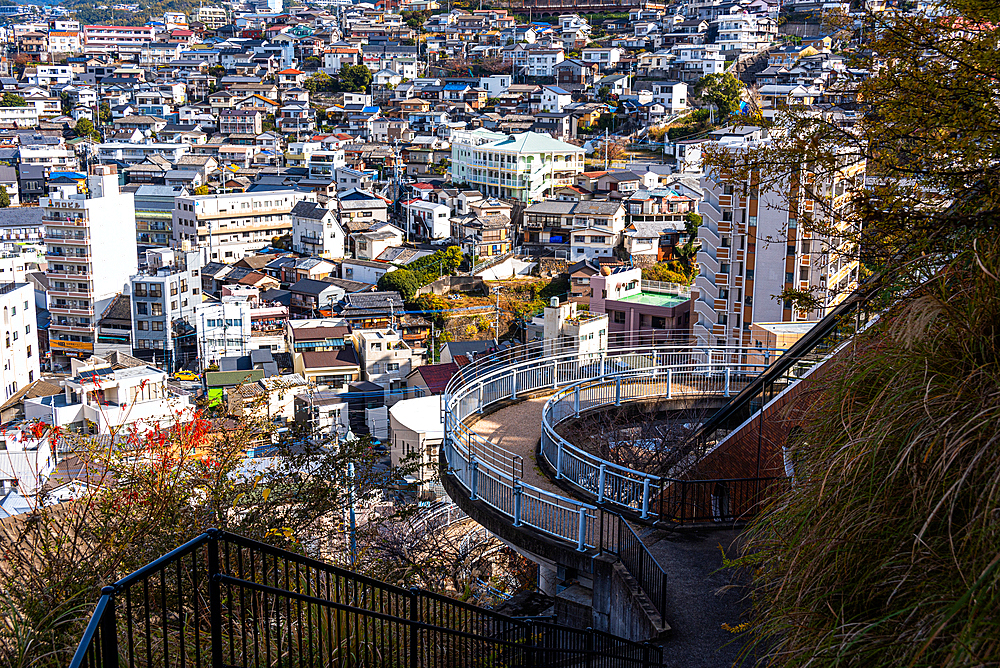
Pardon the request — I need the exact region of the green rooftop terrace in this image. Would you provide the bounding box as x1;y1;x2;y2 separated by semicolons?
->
616;291;690;308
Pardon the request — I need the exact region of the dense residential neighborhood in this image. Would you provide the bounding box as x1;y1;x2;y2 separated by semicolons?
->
2;0;970;663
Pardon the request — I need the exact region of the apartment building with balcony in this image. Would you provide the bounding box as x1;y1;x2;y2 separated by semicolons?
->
130;247;202;371
692;132;862;347
44;165;138;368
172;190;311;263
82;25;156;56
219;109;263;135
291;200;345;260
451;131;585;202
523;199;625;260
525;298;609;357
353;329;413;405
135;185;187;247
1;282;39;401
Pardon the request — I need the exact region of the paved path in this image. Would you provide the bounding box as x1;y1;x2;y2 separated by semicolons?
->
467;396;558;494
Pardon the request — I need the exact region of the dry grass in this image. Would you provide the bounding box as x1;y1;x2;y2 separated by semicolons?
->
735;236;1000;666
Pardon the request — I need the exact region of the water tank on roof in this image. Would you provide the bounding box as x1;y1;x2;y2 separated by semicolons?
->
549;297;559;308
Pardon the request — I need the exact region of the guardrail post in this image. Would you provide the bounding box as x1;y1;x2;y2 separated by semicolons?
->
99;586;118;667
724;367;731;397
477;384;483;413
666;368;672;399
207;528;223;668
510;372;518;400
586;628;595;668
577;508;588;552
597;464;606;503
614;376;621;406
600;351;606;376
552;362;558;388
555;439;563;479
513;483;522;526
641;478;651;520
409;588;419;668
469;458;479;500
573;386;580;417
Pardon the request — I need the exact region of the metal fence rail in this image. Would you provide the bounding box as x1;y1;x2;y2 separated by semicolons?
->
444;344;786;552
69;530;665;668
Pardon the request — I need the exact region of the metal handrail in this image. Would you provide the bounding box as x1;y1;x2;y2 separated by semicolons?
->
444;344;787;548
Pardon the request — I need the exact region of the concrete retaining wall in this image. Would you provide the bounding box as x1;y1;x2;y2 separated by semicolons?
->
590;554;669;642
416;275;488;296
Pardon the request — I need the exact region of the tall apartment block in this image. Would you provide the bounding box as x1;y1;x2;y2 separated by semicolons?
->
44;165;138;368
1;282;39;401
692;144;862;348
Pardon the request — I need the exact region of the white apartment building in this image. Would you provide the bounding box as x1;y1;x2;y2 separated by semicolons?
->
44;165;138;368
713;11;777;53
1;282;39;401
19;145;78;175
172;190;312;263
82;24;156;55
646;81;689;113
526;48;565;77
194;298;253;369
404;199;450;241
31;64;73;85
97;143;191;164
353;329;413;404
0;106;39;128
693;134;863;347
451;131;585;202
0;426;54;500
24;361;194;435
526;298;609;358
197;6;228;28
291;200;346;259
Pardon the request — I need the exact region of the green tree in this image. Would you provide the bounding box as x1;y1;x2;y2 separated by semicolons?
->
683;211;702;239
0;185;10;208
98;102;111;124
2;92;27;107
693;72;744;118
194;185;211;195
73;118;100;141
377;268;421;300
337;63;373;93
304;71;334;93
597;85;611;102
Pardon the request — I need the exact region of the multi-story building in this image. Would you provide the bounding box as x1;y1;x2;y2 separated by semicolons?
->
523;199;626;260
0;106;39;128
0;282;39;401
193;298;253;369
353;328;413;404
172;190;311;263
451;131;585;202
196;6;228;28
219;109;263;135
692;132;863;347
82;25;156;56
291;201;346;259
130;247;202;371
44;165;138;368
135;185;187;247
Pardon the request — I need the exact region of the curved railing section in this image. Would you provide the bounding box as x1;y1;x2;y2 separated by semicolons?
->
539;362;768;520
443;345;784;549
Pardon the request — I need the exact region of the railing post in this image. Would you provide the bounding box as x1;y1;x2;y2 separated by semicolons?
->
577;507;588;551
477;384;483;413
597;464;606;503
573;385;580;417
513;483;522;526
99;586;118;668
207;528;223;668
600;351;606;376
724;367;731;397
510;372;518;400
666;368;672;399
614;376;621;406
469;458;479;500
585;627;595;668
641;478;651;520
409;588;419;668
555;438;563;479
552;362;558;388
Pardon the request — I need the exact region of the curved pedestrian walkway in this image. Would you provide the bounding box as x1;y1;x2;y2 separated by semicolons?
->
464;395;555;492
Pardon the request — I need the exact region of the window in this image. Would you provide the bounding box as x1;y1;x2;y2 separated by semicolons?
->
612;310;625;324
151;303;163;316
152;321;164;331
26;345;31;357
137;321;148;330
719;263;730;274
136;303;148;315
387;362;399;371
134;283;147;297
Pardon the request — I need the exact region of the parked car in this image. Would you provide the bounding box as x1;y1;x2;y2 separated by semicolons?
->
174;370;200;381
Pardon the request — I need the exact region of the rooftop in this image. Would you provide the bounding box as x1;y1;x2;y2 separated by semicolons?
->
615;291;689;308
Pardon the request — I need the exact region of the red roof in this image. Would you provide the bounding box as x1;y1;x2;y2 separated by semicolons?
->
413;362;459;393
411;182;434;190
278;68;303;75
453;354;471;367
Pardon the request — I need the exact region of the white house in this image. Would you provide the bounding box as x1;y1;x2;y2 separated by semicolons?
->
540;85;573;113
526;48;565;77
648;80;689;113
291;200;346;259
404;199;451;241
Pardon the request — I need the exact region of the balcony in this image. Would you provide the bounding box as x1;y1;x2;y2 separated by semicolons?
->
46;250;92;261
49;304;94;316
45;232;88;243
48;271;92;280
51;321;93;333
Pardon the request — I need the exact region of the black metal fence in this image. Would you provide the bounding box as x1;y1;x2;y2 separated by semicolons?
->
656;477;788;525
610;519;668;620
70;529;665;668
